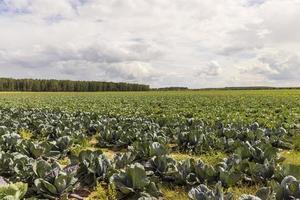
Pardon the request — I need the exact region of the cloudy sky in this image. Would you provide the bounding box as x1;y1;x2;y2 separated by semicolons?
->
0;0;300;88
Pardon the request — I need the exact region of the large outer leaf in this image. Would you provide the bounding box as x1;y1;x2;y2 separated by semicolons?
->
35;179;57;194
127;163;150;189
110;173;134;194
54;175;67;194
220;170;241;187
32;160;54;178
149;142;168;157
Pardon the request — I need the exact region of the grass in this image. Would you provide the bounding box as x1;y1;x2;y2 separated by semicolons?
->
86;184;108;200
161;185;189;200
71;135;119;159
170;151;227;165
292;134;300;151
227;184;261;199
161;183;259;200
89;135;98;146
71;139;94;156
280;150;300;166
101;148;117;160
71;136;101;156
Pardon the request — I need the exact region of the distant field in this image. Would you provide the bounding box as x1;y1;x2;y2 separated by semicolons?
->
0;90;300;199
1;90;300;127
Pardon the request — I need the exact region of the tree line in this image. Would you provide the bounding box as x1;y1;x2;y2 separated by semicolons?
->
0;78;150;92
152;87;189;91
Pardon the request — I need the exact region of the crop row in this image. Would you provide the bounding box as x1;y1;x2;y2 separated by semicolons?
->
0;107;300;199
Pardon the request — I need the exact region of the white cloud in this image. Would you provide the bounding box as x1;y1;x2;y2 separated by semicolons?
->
197;61;222;77
243;49;300;81
103;61;160;82
0;0;300;88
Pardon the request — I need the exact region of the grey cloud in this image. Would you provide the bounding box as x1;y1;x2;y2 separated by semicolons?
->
54;60;161;82
245;0;267;6
197;61;222;77
0;38;163;67
244;50;300;81
217;27;265;56
102;62;161;82
0;39;162;83
0;0;31;14
259;54;300;81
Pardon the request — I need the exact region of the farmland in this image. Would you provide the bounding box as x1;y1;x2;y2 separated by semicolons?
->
0;90;300;200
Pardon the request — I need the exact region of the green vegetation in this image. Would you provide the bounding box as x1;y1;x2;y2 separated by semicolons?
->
0;90;299;129
280;150;300;166
171;152;227;165
227;185;261;199
0;90;300;199
0;77;150;91
161;185;189;200
18;129;33;140
292;135;300;151
86;184;108;200
0;181;27;200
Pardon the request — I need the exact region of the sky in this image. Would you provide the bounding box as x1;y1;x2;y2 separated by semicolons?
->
0;0;300;88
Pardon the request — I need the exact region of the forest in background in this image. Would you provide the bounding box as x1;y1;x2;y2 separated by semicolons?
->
0;77;150;92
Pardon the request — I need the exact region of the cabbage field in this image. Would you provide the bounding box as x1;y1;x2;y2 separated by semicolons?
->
0;90;300;200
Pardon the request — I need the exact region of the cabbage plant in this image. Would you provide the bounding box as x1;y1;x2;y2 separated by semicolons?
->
188;182;233;200
110;163;161;199
33;160;79;199
77;150;111;186
0;177;27;200
276;175;300;199
144;155;177;181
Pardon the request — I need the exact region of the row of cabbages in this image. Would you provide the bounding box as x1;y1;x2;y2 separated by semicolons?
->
1;136;300;199
0;108;293;152
1;150;300;199
0;107;299;199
